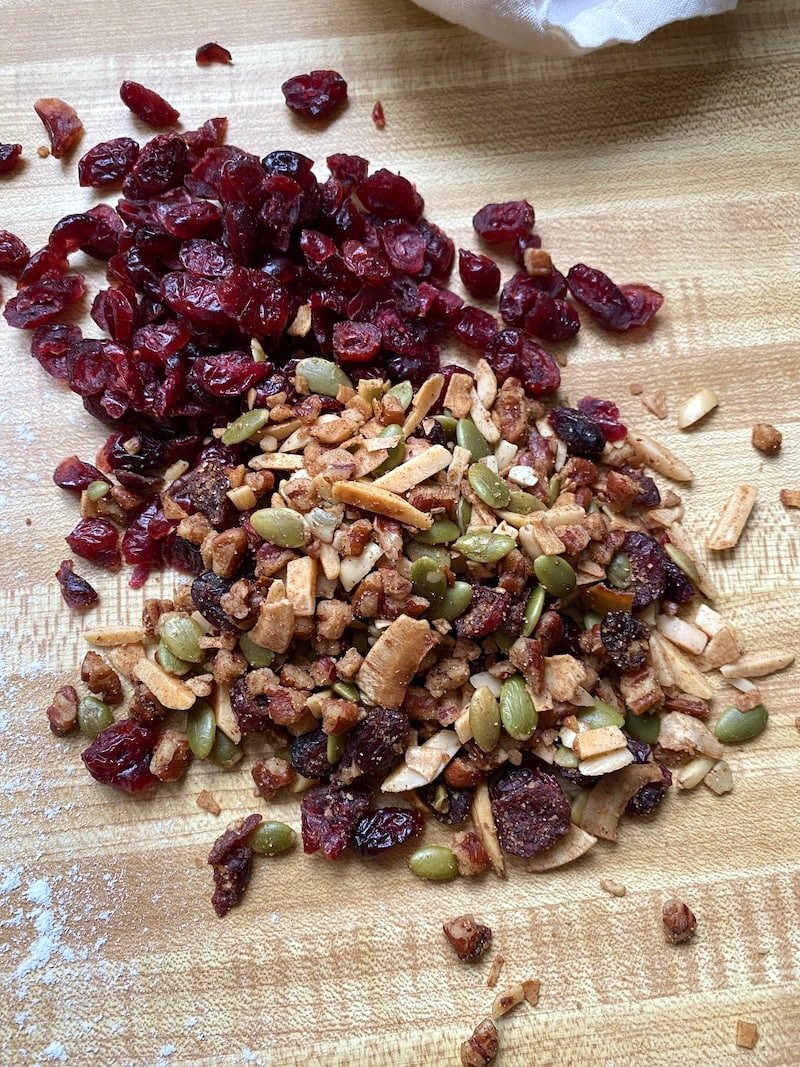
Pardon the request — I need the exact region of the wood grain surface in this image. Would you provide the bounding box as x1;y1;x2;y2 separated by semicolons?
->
1;1;799;1064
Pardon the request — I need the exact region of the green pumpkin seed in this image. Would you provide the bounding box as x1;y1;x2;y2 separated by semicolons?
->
78;695;113;739
332;681;360;702
327;732;346;764
584;611;603;630
386;380;413;410
239;632;275;669
207;729;242;769
408;845;459;881
469;686;501;753
250;507;306;548
435;415;457;439
587;499;600;514
407;541;451;566
352;629;371;656
577;700;625;730
554;746;579;769
624;709;660;744
296;357;353;398
494;632;512;653
156;640;192;676
548;474;561;505
715;704;769;744
468;464;511;510
522;585;546;637
533;554;576;597
411;556;447;610
430;782;448;813
453;531;516;563
221;408;269;445
160;612;204;663
86;479;110;501
414;518;460;545
507;490;546;515
456;417;491;460
500;675;537;740
247;821;296;856
664;543;700;584
456;498;472;533
187;701;216;759
432;581;473;622
373;424;405;476
606;551;632;589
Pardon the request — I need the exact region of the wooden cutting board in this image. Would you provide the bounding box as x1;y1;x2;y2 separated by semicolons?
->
1;1;798;1063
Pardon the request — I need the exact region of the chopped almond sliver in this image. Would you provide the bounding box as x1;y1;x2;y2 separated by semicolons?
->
627;430;693;483
486;955;505;989
471;783;505;878
85;626;146;646
213;682;241;744
357;615;436;709
372;444;452;493
331;481;433;530
491;984;525;1019
446;444;471;485
470;393;500;444
285;556;317;617
442;371;474;418
573;726;627;760
196;790;221;816
402;373;443;437
475;359;498;409
133;658;197;711
106;642;146;681
720;649;795;680
707;484;758;550
249;452;305;471
649;631;713;699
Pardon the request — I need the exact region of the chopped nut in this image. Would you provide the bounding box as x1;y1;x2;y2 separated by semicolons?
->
209;528;248;578
149;730;192;782
720;649;795;680
627;430;693;483
452;830;489;877
248;580;294;654
442;914;492;961
600;878;627;897
402;373;443;437
443;372;475;419
523;247;552;276
522;979;540;1006
662;899;697;943
735;1020;759;1049
80;650;123;704
471;783;505;877
704;760;733;796
780;488;800;509
676;387;717;429
641;389;668;419
332;480;433;530
372;444;452;493
84;625;146;646
486;954;505;989
460;1019;498;1067
142;598;174;638
707;484;758;551
491;983;525;1019
251;756;295;799
46;685;78;736
751;423;781;456
196;790;221;816
735;688;763;712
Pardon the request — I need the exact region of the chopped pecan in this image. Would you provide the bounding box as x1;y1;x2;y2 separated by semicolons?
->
443;914;493;961
251;756;295;799
219;578;258;624
316;599;354;641
196;789;221;815
280;663;316;690
254;541;297;579
336;647;364;680
460;1019;498;1067
129;683;168;725
751;422;781;456
494;377;530;444
407;483;459;516
309;656;337;687
452;831;490;877
620;663;664;716
373;516;404;562
150;730;192;782
320;696;360;735
208;527;248;578
424;656;471;699
663;690;710;719
334;518;373;558
142;598;174;639
80;650;123;705
509;637;544;692
212;648;248;688
46;685;78;736
662;899;697;943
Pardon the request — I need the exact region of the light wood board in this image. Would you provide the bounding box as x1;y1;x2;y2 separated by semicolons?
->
1;0;799;1063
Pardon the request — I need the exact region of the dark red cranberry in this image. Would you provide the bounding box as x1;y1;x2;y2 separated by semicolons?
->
340;240;391;285
455;306;497;349
91;289;136;344
352;807;423;856
380;222;426;274
326;153;368;188
371;100;386;129
55;559;98;610
520;291;580;342
472;200;534;244
577;397;627;443
53;456;109;493
34;98;84;158
600;612;650;670
30;324;80;381
619;284;664;327
453;587;507;639
623;531;667;609
484;329;560;397
81;719;158;793
420;220;454;280
300;785;371;859
179;238;233;278
123;134;189;198
121;501;172;569
196;42;233;65
3;273;86;329
78;138;140;187
548;407;606;457
290;728;334;780
0;230;31;276
332;321;382;363
17;248;68;286
119;80;180;128
418;283;463;328
626;765;672;816
0;143;23;174
333;707;409;786
418;783;473;825
489;766;571;857
458;249;501;300
217;267;289;335
183;116;228;155
66;518;122;571
191;571;236;631
357;169;422;221
281;69;348;120
567;263;663;331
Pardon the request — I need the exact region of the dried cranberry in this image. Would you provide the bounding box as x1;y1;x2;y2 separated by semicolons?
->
281;69;348;120
81;719;158;793
121;501;171;569
458;249;501;300
0;143;23;174
418;783;473;826
472;200;534;244
55;559;98;610
217;267;289;335
619;284;664;327
102;430;166;473
352;807;423;856
332;321;382;363
0;230;31;276
124;134;188;198
183;116;228;155
300;784;371;859
334;707;409;786
663;559;695;604
567;263;663;331
420;220;454;280
188;350;269;397
191;571;236;631
30;324;81;381
290;728;334;780
196;42;233;65
619;465;659;506
454;587;507;640
159;271;228;329
626;765;672;816
34;98;84;158
340;240;391;285
65;518;122;571
489;766;570;857
53;456;109;493
577;397;627;443
207;813;260;917
600;611;650;670
326;153;368;188
623;531;666;609
357;169;422;222
3;273;85;329
379;222;426;274
455;306;497;349
78;137;139;187
17;248;68;286
548;407;606;458
119;80;180;127
371;100;386;129
484;329;560;397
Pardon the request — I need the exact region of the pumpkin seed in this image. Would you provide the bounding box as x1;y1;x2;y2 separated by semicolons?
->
522;585;546;637
606;551;632;589
386;380;413;410
408;845;459;881
160;612;204;663
250;506;306;548
187;700;216;758
584;611;603;630
494;631;512;653
456;497;472;533
78;695;113;738
156;640;192;676
221;408;269;445
332;681;360;702
456;416;491;460
430;782;448;812
207;729;242;769
248;821;296;856
453;531;516;563
715;704;768;744
373;424;405;475
587;499;600;513
327;733;346;764
239;632;275;669
664;543;700;584
407;541;451;566
548;474;561;505
577;701;625;730
411;556;447;610
500;675;537;740
414;518;460;545
554;746;579;769
86;479;110;501
507;490;546;515
296;357;352;397
470;686;501;753
432;581;473;622
435;415;457;439
624;709;660;744
468;463;511;510
533;554;576;597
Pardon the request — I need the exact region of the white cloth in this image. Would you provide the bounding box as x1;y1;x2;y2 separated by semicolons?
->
413;0;738;55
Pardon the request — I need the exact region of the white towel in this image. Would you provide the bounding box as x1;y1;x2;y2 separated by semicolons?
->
413;0;738;55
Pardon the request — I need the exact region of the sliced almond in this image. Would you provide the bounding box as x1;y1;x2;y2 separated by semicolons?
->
287;303;312;337
318;542;341;582
471;783;505;877
372;444;452;493
600;878;627;897
85;626;146;646
707;485;757;551
106;642;146;681
133;658;196;711
331;481;433;530
656;614;708;656
627;430;693;483
249;452;305;471
523;825;597;871
720;649;795;680
668;523;718;600
475;359;498;409
402;374;443;437
674;755;715;790
676;388;718;429
213;683;240;744
446;444;472;485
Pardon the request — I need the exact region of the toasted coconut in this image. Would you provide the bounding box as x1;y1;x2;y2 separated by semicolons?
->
523;825;598;871
213;682;240;744
649;631;713;700
720;649;795;680
332;481;433;530
579;763;663;841
471;783;506;877
133;658;197;711
573;725;628;760
694;626;741;671
106;642;146;681
704;760;733;796
285;555;318;617
357;615;437;709
578;748;635;777
381;730;460;791
659;711;724;759
656;615;708;656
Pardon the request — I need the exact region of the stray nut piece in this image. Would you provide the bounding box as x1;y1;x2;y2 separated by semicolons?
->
486;954;505;989
735;1020;759;1049
196;790;221;816
491;983;525;1018
662;899;697;943
46;684;79;736
442;914;492;962
780;489;800;509
460;1018;498;1067
751;422;782;456
600;878;627;897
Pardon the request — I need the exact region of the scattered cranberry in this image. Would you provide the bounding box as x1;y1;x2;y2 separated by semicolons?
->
0;230;31;276
55;559;98;610
371;100;386;129
458;249;501;300
119;80;180;128
78;137;140;187
81;719;158;793
473;200;534;244
300;784;371;859
53;456;110;492
333;321;382;363
357;169;421;221
489;767;571;857
567;263;662;331
548;407;606;458
455;306;497;349
65;517;122;571
2;273;86;329
0;143;23;174
281;69;348;120
351;807;423;856
576;397;627;443
196;42;233;65
34;98;84;158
